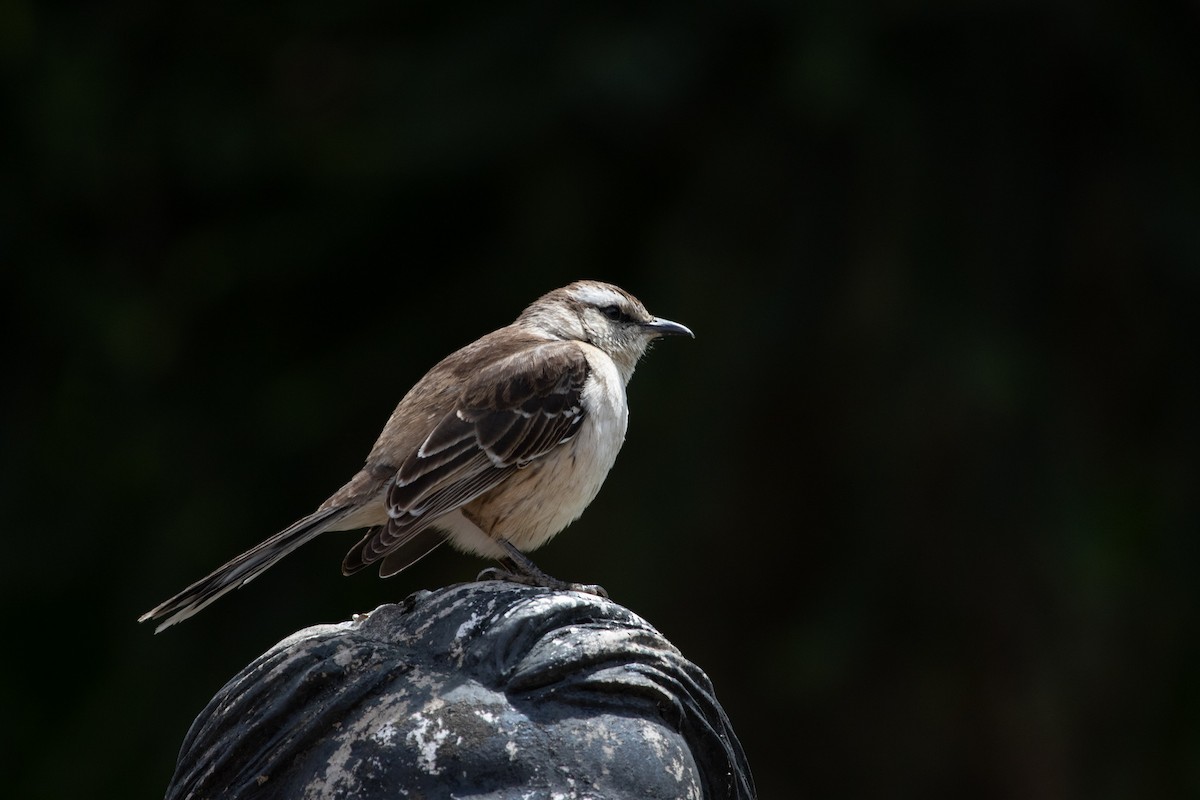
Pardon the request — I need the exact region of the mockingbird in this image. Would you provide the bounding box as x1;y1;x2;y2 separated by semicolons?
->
140;280;692;632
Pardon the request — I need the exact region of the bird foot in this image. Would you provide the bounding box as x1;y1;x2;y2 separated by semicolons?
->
475;566;609;599
477;538;610;598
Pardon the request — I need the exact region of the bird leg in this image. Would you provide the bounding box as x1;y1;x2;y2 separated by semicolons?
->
475;539;609;599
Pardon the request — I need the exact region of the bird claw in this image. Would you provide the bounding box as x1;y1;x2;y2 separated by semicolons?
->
475;566;609;599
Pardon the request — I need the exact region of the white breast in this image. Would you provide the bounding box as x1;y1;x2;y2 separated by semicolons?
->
568;346;630;504
445;345;629;557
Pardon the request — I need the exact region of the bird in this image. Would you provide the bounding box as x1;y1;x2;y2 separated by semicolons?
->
139;280;693;632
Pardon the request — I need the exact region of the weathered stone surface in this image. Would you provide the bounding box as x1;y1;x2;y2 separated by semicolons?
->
166;581;755;799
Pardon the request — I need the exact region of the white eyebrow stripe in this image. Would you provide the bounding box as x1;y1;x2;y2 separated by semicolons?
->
568;284;625;308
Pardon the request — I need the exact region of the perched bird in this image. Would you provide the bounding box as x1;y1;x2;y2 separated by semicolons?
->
139;280;693;632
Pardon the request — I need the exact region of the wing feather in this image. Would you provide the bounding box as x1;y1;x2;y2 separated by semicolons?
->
342;342;590;575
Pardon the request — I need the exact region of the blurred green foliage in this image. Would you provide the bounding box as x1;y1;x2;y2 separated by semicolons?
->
4;2;1198;798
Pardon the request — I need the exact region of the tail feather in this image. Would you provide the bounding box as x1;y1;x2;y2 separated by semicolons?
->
138;505;353;633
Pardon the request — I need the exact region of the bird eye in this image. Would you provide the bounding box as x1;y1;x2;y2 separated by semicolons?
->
602;305;626;322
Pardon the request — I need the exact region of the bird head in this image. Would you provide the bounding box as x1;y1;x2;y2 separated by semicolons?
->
518;280;693;383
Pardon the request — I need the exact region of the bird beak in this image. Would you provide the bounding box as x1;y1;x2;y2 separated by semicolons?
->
642;317;694;339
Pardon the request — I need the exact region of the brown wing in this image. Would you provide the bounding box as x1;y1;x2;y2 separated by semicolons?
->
342;341;589;575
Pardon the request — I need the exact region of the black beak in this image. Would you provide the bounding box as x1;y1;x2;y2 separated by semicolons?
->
642;317;695;339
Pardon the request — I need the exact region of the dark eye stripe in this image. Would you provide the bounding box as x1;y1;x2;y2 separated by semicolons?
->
602;305;630;323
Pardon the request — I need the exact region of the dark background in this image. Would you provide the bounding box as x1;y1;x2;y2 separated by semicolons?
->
5;2;1198;798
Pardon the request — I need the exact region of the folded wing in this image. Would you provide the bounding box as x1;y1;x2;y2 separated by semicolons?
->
342;342;589;576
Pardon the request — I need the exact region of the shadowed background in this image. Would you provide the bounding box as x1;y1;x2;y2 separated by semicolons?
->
5;3;1198;798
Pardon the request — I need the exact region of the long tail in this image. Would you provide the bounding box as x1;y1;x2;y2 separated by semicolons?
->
138;505;354;633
